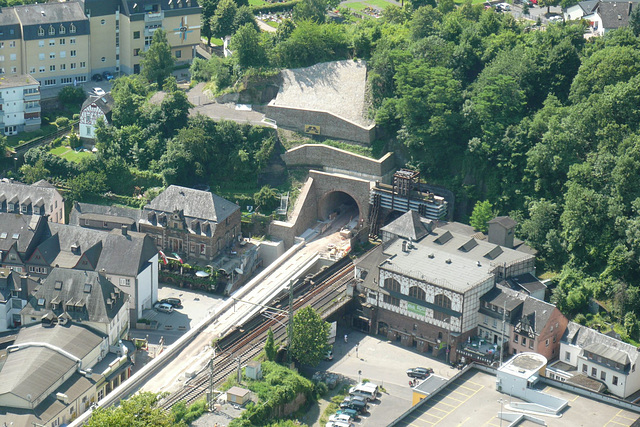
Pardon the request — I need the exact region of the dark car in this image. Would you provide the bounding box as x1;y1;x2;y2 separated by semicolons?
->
160;297;182;308
339;397;368;414
92;73;103;81
102;71;114;81
407;367;433;379
336;408;359;420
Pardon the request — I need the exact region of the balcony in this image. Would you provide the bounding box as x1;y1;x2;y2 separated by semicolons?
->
23;91;41;101
144;11;164;22
25;117;42;125
25;104;41;113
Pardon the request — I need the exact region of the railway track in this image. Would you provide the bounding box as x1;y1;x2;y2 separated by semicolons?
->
159;261;354;409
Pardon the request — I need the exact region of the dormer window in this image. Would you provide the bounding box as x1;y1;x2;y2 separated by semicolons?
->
49;25;55;35
70;23;76;34
21;205;27;213
59;24;66;34
38;26;45;37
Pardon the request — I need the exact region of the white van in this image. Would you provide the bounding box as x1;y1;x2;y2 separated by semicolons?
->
349;383;378;401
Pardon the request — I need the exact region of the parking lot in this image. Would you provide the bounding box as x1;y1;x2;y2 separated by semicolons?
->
316;328;460;426
130;284;225;345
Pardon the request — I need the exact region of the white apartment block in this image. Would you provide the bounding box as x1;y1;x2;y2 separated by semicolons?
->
0;74;41;135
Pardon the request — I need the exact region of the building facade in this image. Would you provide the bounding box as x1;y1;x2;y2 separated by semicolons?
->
79;92;114;143
0;178;65;223
0;74;41;135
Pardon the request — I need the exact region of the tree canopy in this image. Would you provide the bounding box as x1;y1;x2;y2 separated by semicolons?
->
290;306;330;366
140;29;175;87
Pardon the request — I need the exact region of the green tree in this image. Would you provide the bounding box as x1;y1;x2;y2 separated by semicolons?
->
20;159;49;184
67;170;107;202
200;0;219;45
230;23;268;68
265;328;277;361
290;306;330;367
254;185;279;212
141;29;175;87
293;0;329;22
625;312;639;340
469;200;496;232
87;392;178;426
0;135;7;158
211;0;238;39
58;86;86;106
54;116;70;129
68;132;81;149
631;6;640;36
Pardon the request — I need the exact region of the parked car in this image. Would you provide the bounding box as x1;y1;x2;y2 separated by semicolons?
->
336;408;359;420
329;413;353;423
92;73;103;81
161;297;182;308
154;302;174;313
522;0;534;6
325;421;352;427
102;71;114;81
548;15;563;22
407;367;433;379
92;87;106;96
340;396;368;413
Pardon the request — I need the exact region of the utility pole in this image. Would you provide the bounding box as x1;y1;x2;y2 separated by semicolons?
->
208;355;215;410
287;280;294;365
499;301;506;367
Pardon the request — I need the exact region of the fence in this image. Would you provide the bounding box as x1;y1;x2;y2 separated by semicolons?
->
13;120;80;158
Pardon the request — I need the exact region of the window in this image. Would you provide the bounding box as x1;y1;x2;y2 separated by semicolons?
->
601;371;606;381
10;66;15;73
383;294;400;306
0;42;3;48
119;278;131;287
44;79;56;86
522;337;527;346
70;50;76;57
60;24;66;34
133;31;141;39
60;51;66;58
200;244;206;254
591;367;597;377
582;364;587;373
80;61;86;68
9;54;15;61
514;335;518;343
493;318;497;328
49;52;55;59
529;340;533;349
613;376;618;386
70;23;76;33
101;19;106;25
49;26;55;35
0;67;4;74
145;36;153;46
60;64;66;70
61;77;72;84
409;286;426;301
70;63;76;69
565;351;570;361
50;65;56;71
484;315;488;325
8;41;14;47
49;39;55;46
70;37;76;44
553;335;557;343
29;67;36;73
60;38;65;45
77;75;87;82
101;57;106;62
0;55;4;61
175;50;181;58
39;40;45;47
39;66;45;73
39;53;45;60
134;48;140;56
38;26;45;37
383;278;401;293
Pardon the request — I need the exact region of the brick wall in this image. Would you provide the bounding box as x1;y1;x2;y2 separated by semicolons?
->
535;308;569;361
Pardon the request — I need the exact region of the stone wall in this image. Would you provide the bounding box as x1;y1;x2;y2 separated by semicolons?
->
283;144;396;183
267;105;375;144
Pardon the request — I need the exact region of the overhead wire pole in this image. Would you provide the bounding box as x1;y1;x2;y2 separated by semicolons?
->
288;279;294;365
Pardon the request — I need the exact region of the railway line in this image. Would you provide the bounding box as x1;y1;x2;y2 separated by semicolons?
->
159;261;355;409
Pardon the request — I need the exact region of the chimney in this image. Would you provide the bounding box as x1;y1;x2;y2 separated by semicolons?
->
402;241;408;252
99;268;106;277
121;225;128;236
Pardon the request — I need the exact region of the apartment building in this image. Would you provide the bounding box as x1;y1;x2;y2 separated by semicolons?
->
0;2;91;89
0;74;41;135
81;0;201;76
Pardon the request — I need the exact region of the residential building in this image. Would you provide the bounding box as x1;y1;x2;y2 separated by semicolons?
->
475;283;568;363
0;213;158;319
582;1;636;35
21;268;130;345
353;210;536;361
0;2;91;89
0;322;133;426
80;0;201;76
139;185;241;263
69;201;142;231
547;322;640;399
0;74;41;135
78;93;114;145
0;267;39;331
564;0;599;20
0;178;65;223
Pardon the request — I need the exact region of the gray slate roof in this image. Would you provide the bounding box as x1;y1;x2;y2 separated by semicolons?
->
380;210;431;241
12;1;87;25
144;185;239;224
500;273;547;296
0;323;104;406
0;214;42;254
0;268;39;303
480;283;526;312
519;296;557;335
80;93;115;116
487;216;517;229
597;1;635;29
21;268;127;324
69;202;142;228
563;321;638;365
0;179;62;211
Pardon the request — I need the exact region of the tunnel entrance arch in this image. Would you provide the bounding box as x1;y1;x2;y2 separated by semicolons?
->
318;191;361;223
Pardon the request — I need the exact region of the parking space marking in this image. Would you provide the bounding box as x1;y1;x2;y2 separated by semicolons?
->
442;395;463;403
603;409;635;427
429;382;484;426
428;407;450;416
432;400;455;408
616;410;637;421
449;389;472;398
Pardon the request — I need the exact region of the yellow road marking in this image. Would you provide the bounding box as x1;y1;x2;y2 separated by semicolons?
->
605;420;630;427
617;413;637;421
432;383;485;426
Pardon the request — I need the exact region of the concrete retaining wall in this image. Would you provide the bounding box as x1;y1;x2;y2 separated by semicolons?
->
283;144;395;183
267;105;375;144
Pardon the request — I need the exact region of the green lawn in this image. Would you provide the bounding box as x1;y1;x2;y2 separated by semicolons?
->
266;20;279;28
347;2;368;11
49;145;93;163
249;0;268;5
363;0;396;9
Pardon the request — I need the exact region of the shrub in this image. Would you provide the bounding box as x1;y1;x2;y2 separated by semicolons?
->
58;86;86;106
55;117;70;129
251;0;300;13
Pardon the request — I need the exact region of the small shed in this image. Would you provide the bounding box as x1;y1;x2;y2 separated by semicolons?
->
227;386;251;405
245;360;262;380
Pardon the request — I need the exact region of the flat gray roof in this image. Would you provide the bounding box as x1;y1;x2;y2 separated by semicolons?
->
0;74;39;88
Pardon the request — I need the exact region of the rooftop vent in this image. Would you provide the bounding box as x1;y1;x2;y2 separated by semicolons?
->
428;253;435;259
445;259;452;264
